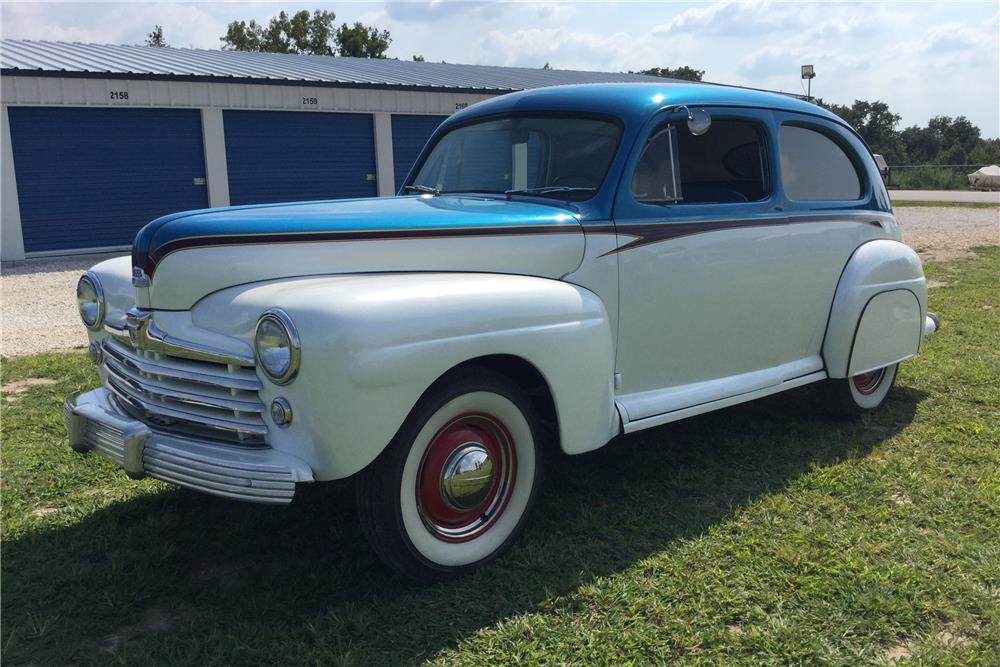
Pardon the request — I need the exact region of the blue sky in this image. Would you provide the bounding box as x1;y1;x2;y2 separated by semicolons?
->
2;1;998;137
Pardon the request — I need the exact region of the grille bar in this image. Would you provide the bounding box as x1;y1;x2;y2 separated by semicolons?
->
105;356;264;414
101;336;268;446
103;339;261;391
107;378;268;440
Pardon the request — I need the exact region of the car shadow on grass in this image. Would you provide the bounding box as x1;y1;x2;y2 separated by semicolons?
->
2;383;927;665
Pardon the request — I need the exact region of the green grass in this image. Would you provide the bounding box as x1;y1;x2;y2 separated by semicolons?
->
3;248;999;666
891;200;999;209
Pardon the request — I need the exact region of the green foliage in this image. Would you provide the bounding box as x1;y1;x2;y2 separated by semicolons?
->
145;25;167;48
412;54;425;62
891;166;973;190
818;99;999;179
335;21;391;58
823;100;904;163
221;9;338;55
639;65;705;81
2;248;999;665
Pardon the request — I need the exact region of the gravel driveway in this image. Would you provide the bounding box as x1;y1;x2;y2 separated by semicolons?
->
2;207;997;358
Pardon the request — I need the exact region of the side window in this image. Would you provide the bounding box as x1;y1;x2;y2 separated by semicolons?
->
779;125;861;200
632;119;769;204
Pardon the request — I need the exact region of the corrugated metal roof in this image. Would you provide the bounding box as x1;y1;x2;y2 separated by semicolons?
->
0;39;675;92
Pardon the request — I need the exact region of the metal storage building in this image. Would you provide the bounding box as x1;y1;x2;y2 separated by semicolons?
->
0;39;668;261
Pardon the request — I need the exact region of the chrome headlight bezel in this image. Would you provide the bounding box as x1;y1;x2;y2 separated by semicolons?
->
253;308;301;385
76;272;105;331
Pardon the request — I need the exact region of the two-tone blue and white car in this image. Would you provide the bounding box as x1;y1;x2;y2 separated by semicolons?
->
65;83;938;579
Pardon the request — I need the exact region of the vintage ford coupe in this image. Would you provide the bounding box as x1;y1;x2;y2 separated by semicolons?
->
65;83;939;579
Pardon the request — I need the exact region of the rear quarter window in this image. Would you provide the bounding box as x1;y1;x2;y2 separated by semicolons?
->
779;125;862;201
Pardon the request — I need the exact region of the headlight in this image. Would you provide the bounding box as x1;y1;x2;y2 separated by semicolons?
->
76;272;105;330
254;309;300;384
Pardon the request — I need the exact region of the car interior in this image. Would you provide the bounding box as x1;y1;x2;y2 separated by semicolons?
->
634;119;769;204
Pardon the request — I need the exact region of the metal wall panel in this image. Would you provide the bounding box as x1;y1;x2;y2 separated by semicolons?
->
7;106;207;252
1;76;493;114
390;114;448;191
224;110;377;205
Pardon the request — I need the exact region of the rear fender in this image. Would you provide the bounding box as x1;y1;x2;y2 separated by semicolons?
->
823;240;927;378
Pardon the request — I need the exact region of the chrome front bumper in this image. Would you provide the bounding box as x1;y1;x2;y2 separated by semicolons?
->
64;388;314;505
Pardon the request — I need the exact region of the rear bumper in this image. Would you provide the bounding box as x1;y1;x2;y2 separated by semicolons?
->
64;388;313;505
924;312;940;336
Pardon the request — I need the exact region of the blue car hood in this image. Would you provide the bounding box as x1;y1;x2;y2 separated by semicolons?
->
131;195;586;310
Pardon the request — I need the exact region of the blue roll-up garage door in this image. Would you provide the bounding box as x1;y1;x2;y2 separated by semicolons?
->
391;115;447;191
224;111;376;206
7;107;208;253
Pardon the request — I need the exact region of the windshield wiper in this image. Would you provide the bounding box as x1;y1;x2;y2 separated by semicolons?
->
504;186;597;200
403;184;441;195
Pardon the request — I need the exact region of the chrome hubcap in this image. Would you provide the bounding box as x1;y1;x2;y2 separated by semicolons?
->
440;444;494;511
416;413;517;543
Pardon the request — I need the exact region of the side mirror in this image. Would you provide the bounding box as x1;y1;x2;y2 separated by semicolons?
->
685;108;712;136
664;106;712;136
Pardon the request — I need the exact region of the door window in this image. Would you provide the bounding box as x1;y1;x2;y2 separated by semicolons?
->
632;119;769;205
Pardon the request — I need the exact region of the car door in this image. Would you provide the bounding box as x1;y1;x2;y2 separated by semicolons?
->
612;107;799;424
770;114;891;369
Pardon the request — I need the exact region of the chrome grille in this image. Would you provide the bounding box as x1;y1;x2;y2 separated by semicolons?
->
101;338;267;445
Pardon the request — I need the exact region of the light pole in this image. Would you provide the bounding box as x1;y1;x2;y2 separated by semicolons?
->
801;64;816;102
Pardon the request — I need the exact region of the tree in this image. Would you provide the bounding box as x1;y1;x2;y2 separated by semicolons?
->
639;66;705;82
820;99;904;163
335;22;391;58
899;116;982;165
221;10;338;55
412;54;425;62
968;137;1000;166
146;25;167;47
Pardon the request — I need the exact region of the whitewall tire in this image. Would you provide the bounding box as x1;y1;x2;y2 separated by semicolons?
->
823;363;899;416
356;369;543;580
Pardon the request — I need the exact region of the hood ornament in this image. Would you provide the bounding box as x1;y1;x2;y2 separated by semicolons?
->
132;267;150;288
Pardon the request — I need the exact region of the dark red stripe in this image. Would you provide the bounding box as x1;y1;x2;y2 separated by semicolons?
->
601;213;885;256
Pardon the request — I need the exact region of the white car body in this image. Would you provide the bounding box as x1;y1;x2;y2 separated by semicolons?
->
65;83;938;509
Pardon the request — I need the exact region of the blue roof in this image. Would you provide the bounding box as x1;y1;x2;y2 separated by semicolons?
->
450;82;838;126
0;39;677;93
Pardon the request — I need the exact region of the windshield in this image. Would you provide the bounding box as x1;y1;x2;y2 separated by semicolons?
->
409;115;622;200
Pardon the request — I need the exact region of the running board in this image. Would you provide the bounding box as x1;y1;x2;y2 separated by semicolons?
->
621;370;828;434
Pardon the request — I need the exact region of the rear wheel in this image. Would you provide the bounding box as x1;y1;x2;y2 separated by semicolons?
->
822;363;898;417
356;369;543;580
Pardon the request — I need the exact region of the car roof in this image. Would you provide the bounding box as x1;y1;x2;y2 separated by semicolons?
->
446;81;846;129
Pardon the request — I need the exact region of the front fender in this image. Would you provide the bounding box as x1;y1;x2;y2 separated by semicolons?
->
192;273;618;480
823;240;928;378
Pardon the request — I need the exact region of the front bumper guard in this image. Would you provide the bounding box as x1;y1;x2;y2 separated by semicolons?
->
64;388;313;505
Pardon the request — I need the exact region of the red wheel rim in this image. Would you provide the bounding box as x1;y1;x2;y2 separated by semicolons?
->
416;413;517;543
852;367;886;395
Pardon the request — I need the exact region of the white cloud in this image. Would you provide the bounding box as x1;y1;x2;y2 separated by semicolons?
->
476;26;635;69
0;1;996;136
654;1;808;38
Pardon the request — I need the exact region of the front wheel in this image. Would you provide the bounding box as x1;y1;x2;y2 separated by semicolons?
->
822;363;899;417
356;369;543;580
